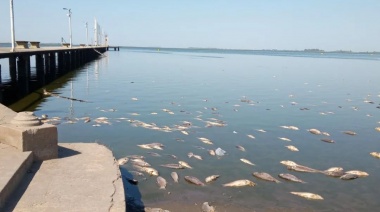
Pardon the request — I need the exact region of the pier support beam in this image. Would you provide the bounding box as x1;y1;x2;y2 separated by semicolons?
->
9;56;17;83
35;54;45;86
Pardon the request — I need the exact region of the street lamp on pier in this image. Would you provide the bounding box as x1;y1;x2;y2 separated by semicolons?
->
63;8;72;48
10;0;15;52
85;22;88;46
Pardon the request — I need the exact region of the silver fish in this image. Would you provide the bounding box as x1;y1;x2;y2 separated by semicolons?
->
208;149;216;156
147;152;161;157
287;164;321;173
160;164;184;169
291;192;323;200
132;161;151;167
278;173;306;183
130;171;145;177
117;157;129;165
308;129;321;135
205;175;220;183
278;137;292;142
157;176;167;189
198;137;214;145
340;173;359;180
321;138;334;143
179;161;192;169
184;176;205;186
370;152;380;158
252;172;280;183
325;167;343;172
323;170;344;177
344;131;357;136
222;179;256;187
285;145;299;152
240;158;255;166
127;155;145;159
236;145;246;151
143;167;159;176
171;172;179;183
345;170;369;177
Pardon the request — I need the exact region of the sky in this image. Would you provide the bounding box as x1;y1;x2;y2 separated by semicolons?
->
0;0;379;52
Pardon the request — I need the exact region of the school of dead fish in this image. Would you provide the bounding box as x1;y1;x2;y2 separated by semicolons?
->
40;92;380;210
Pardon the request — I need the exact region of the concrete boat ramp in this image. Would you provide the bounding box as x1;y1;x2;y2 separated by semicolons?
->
0;104;126;211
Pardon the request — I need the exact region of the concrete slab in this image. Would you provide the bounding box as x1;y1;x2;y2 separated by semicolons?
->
4;143;125;212
0;143;33;210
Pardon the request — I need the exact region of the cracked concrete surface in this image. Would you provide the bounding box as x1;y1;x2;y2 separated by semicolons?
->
4;143;125;212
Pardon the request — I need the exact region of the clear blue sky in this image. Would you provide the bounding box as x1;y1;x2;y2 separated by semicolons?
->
0;0;379;51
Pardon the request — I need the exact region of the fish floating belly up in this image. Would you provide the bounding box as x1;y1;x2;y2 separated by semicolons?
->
291;192;323;200
222;179;256;187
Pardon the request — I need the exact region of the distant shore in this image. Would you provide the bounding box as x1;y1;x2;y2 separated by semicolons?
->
0;43;379;54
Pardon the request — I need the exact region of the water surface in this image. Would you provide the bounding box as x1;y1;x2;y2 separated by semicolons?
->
14;48;380;211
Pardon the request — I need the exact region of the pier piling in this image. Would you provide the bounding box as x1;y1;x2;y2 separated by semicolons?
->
0;46;107;105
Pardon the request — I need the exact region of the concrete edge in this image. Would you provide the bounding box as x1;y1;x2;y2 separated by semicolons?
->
0;151;33;210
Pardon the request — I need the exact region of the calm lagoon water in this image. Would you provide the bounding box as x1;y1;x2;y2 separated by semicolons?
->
16;48;380;211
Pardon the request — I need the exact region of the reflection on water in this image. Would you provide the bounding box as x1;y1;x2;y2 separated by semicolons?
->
15;48;380;211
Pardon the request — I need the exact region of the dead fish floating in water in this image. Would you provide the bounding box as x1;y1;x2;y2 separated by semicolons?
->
160;164;184;169
201;202;215;212
285;145;299;152
156;176;167;189
133;165;158;176
171;172;179;183
247;134;256;139
117;157;129;166
252;172;280;183
236;145;246;151
322;167;344;177
375;127;380;132
222;179;256;187
184;176;205;186
280;160;298;167
147;152;161;157
340;173;359;180
127;155;145;159
291;192;323;200
278;173;306;183
131;161;151;167
240;158;255;166
188;152;203;160
208;149;216;156
280;161;321;173
256;129;266;133
308;129;322;135
179;161;193;169
278;137;292;142
343;131;357;136
345;170;369;177
198;137;214;145
281;125;299;130
205;175;220;183
370;152;380;158
321;138;334;143
137;143;165;150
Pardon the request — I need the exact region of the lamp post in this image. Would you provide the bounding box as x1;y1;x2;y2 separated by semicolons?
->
63;8;72;48
85;22;88;46
10;0;15;52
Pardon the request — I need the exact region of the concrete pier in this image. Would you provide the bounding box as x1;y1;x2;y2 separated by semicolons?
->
0;103;125;211
0;46;107;106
